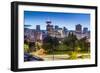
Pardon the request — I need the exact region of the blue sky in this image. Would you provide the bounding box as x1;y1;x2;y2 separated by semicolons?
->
24;11;90;30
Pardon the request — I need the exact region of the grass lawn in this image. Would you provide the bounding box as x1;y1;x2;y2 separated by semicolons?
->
47;50;90;55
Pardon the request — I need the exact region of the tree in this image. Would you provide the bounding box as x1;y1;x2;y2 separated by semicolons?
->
42;35;54;53
63;32;78;51
24;40;30;53
79;37;90;51
42;35;59;53
52;37;59;50
35;42;42;51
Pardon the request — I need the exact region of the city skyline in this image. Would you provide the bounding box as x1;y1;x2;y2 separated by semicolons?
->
24;11;90;30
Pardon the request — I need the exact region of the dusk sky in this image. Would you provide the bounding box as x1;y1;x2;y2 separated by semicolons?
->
24;11;90;30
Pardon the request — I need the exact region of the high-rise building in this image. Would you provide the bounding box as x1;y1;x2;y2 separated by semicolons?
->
36;25;40;31
46;20;55;37
83;27;88;33
75;24;82;33
34;30;42;42
57;28;64;38
55;25;59;30
24;28;35;42
46;20;51;31
46;20;51;25
63;27;67;31
46;20;54;32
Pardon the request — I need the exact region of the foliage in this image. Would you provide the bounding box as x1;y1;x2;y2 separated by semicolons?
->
63;32;78;51
69;51;78;59
24;44;29;53
42;35;59;53
57;43;69;51
35;42;42;50
42;32;90;55
78;37;90;51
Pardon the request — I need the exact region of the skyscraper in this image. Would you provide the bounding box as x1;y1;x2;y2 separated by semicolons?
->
63;27;67;31
46;20;53;32
83;27;88;33
55;25;59;30
46;20;51;25
75;24;82;33
34;30;42;42
36;25;40;31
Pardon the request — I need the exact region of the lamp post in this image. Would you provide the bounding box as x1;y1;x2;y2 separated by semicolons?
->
52;37;54;60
